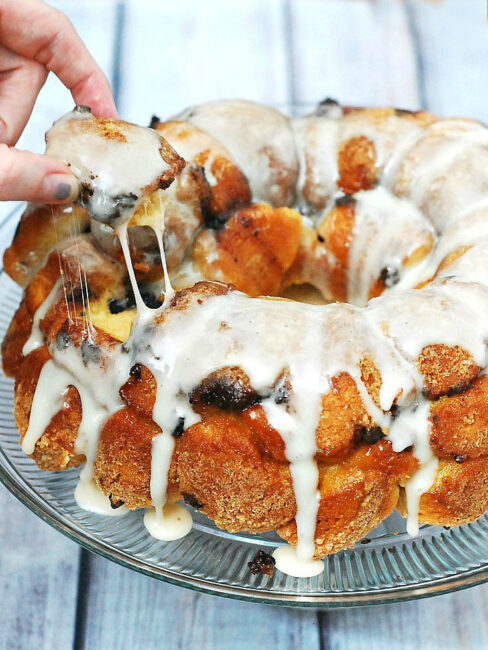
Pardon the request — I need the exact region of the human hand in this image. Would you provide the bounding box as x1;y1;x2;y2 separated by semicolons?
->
0;0;117;204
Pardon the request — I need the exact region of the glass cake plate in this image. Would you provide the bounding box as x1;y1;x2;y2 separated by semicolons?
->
2;205;488;608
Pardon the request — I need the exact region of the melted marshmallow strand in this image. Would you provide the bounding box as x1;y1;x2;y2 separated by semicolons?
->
20;104;488;578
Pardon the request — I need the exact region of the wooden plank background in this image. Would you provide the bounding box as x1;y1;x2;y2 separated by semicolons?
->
1;1;488;648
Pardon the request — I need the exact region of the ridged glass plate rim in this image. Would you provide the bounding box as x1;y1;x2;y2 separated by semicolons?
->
2;203;488;608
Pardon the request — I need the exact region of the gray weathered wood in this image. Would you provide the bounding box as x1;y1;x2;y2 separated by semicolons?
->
0;4;118;650
78;553;320;650
321;583;488;650
289;0;421;110
0;484;79;650
118;0;290;123
410;0;488;121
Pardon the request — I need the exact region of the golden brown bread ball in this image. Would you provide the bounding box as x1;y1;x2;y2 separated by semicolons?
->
192;203;302;296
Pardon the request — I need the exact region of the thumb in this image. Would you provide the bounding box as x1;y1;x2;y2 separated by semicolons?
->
0;144;79;203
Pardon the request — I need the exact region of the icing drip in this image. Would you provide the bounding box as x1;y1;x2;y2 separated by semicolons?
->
347;187;434;306
75;479;127;517
143;503;193;541
388;401;438;536
112;194;180;533
273;544;325;578
23;278;63;355
23;341;130;515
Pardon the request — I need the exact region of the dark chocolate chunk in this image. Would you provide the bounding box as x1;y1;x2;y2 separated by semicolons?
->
109;493;125;509
141;291;163;309
80;183;94;206
149;115;161;129
379;265;400;288
111;192;138;216
182;493;204;509
335;194;356;207
172;417;185;438
109;290;162;314
390;404;399;418
203;208;234;230
248;550;276;577
454;455;465;464
109;296;131;314
355;424;385;445
129;363;142;379
315;97;341;117
189;368;260;411
158;177;175;191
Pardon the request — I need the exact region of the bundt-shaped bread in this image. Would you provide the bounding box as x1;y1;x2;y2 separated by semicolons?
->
3;100;488;576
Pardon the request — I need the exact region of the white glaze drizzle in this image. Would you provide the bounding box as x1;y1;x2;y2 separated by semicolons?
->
23;278;63;356
346;187;434;306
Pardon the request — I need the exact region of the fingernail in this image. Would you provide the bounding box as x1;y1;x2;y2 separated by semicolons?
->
43;174;79;203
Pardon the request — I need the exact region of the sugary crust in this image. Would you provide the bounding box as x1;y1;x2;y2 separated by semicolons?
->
155;120;251;215
192;203;302;296
398;457;488;527
3;204;89;287
430;375;488;461
14;346;84;471
338;135;377;194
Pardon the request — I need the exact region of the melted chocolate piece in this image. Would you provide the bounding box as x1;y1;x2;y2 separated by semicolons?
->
172;417;185;438
248;550;276;577
390;404;399;418
109;493;125;509
109;296;131;314
335;194;356;207
129;363;142;379
182;493;204;509
189;368;260;411
355;424;385;445
203;208;234;230
315;97;341;117
109;290;162;314
379;265;400;288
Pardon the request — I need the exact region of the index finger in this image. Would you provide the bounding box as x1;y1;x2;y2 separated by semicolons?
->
0;0;117;118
